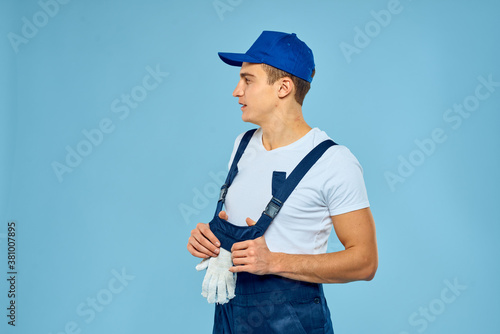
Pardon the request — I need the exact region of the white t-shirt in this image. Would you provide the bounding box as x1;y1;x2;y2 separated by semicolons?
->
224;127;370;254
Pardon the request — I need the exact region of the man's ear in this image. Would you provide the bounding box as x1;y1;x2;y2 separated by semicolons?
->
277;77;294;98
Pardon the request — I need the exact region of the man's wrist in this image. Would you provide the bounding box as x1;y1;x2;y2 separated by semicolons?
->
269;252;286;275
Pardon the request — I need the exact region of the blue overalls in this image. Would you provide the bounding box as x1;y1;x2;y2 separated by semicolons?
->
209;129;336;334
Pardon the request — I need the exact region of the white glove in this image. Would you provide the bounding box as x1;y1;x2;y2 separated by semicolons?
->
195;248;237;304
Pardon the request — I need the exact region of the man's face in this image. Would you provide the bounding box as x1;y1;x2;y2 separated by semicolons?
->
232;62;277;125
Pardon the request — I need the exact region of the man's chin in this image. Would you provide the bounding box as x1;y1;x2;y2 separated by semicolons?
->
241;115;259;126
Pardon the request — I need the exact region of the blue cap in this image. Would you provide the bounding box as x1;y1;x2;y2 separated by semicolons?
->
218;31;315;83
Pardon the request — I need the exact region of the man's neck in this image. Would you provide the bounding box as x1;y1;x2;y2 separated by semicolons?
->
260;110;312;151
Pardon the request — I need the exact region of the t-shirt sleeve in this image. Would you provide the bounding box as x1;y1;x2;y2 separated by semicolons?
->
324;146;370;216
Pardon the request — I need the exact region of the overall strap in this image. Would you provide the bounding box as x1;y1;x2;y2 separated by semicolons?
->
253;139;337;235
215;128;257;215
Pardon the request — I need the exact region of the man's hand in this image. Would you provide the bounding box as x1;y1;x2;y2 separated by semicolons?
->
230;217;275;275
187;215;224;258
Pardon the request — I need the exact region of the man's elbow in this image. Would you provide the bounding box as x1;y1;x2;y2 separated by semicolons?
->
360;256;378;281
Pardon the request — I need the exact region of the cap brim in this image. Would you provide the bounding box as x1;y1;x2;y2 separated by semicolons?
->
218;52;260;67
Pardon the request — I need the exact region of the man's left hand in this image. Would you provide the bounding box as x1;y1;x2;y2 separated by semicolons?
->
229;217;274;275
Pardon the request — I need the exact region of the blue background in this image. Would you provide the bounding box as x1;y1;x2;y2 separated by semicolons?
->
1;0;499;333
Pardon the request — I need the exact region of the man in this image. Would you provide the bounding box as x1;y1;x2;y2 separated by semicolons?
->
187;31;378;333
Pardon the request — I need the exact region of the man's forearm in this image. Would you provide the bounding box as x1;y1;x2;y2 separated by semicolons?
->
230;209;378;281
269;247;378;284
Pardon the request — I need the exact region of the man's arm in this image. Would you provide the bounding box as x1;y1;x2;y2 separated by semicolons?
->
230;207;378;284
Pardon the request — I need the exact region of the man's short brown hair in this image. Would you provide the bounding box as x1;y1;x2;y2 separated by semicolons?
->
261;64;315;106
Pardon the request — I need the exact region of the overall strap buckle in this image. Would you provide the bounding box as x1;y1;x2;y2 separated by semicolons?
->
219;184;228;202
263;197;283;219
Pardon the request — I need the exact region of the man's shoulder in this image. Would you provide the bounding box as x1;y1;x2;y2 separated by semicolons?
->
303;128;351;159
305;129;364;174
232;127;260;143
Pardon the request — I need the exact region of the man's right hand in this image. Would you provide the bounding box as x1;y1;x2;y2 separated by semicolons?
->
187;213;225;258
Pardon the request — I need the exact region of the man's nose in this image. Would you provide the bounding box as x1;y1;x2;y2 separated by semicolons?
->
233;81;243;97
